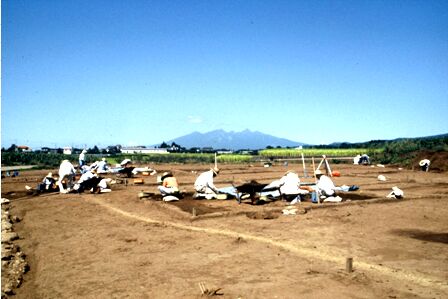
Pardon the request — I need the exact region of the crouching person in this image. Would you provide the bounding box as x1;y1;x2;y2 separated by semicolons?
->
25;172;58;194
259;171;309;204
311;170;341;203
73;169;102;193
58;160;76;193
97;178;114;193
193;167;222;199
279;171;310;204
419;159;430;172
38;172;57;192
158;171;181;201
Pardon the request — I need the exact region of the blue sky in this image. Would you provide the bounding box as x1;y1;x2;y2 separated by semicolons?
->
2;0;447;149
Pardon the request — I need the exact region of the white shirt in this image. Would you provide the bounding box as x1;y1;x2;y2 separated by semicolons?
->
316;175;336;195
279;172;306;195
59;161;76;177
194;170;217;192
420;159;430;166
97;160;109;173
78;171;97;184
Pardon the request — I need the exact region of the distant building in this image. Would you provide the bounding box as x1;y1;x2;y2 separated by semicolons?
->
17;145;32;152
217;150;233;154
121;146;169;154
201;147;214;153
63;147;73;155
41;147;60;154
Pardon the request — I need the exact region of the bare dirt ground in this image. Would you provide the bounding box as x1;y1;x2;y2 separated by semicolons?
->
1;162;447;298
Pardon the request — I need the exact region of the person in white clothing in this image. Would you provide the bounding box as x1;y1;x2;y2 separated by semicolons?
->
194;167;220;196
58;160;76;193
259;171;309;203
278;171;308;195
109;159;156;177
97;178;114;193
419;159;430;172
314;169;336;198
74;169;101;193
79;149;87;167
96;158;109;174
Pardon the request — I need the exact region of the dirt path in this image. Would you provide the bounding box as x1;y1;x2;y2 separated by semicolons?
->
92;196;448;292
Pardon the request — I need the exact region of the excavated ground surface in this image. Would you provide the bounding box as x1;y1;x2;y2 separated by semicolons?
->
1;162;447;298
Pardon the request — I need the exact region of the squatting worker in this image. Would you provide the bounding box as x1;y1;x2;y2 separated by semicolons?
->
419;159;430;172
58;160;76;193
313;169;336;201
194;167;220;195
158;171;179;196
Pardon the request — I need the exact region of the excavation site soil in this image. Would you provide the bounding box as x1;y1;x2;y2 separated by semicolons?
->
2;162;448;298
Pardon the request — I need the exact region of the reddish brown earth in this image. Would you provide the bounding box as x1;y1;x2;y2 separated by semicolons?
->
1;162;448;298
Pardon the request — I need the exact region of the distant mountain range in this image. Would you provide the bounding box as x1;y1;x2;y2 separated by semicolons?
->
162;129;304;150
154;130;448;151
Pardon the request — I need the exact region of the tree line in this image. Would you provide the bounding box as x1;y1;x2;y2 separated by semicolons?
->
2;135;447;168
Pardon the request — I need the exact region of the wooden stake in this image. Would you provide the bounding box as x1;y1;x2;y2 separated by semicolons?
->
346;257;353;273
312;157;320;204
324;157;333;177
199;282;205;294
316;155;325;170
192;208;197;217
301;152;307;178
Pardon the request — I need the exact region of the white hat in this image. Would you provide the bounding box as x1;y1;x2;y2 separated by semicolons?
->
211;167;220;175
46;172;53;178
392;186;404;197
102;157;106;161
82;149;87;153
419;159;430;166
161;171;173;180
284;170;297;176
120;159;132;166
314;170;323;176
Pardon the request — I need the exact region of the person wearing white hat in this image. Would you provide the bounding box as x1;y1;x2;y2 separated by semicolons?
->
387;186;404;199
97;178;114;193
278;171;308;196
107;159;134;177
419;159;430;172
26;172;58;193
58;160;76;193
312;169;337;202
259;171;309;203
40;172;57;192
108;159;156;178
73;168;101;193
194;167;220;197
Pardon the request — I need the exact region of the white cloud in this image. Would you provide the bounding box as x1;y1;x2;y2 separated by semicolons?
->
187;115;203;124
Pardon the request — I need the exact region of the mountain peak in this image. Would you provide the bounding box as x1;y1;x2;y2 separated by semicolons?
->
165;129;304;150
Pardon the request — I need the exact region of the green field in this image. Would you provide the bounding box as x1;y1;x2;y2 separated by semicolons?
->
259;148;383;158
